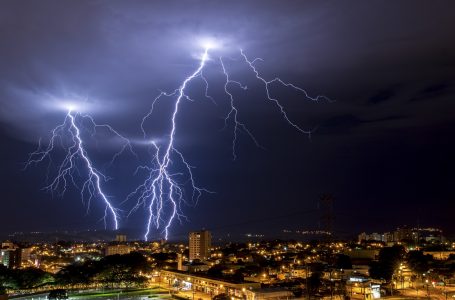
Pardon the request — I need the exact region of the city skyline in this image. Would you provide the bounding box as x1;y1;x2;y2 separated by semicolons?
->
1;1;455;239
2;229;455;299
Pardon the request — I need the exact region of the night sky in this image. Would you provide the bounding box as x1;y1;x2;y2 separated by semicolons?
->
1;1;454;240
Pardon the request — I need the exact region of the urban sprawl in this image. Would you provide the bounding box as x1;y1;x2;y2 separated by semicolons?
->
1;226;455;300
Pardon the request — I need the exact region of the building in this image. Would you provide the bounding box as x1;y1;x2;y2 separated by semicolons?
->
1;241;16;249
180;261;211;273
394;226;414;242
189;230;211;261
0;249;21;268
347;276;381;299
382;232;394;243
359;226;444;244
105;244;131;256
177;253;184;271
423;251;455;260
115;234;127;242
358;232;383;243
160;270;261;299
344;249;379;260
290;266;309;278
20;248;33;266
245;288;294;300
20;248;32;261
358;232;368;243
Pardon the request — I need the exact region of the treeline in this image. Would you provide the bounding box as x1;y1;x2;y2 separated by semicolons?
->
56;252;151;288
0;252;152;291
0;265;53;290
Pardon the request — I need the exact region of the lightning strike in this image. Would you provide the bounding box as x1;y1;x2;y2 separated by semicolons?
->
130;42;330;241
128;48;212;241
26;109;134;230
219;56;262;160
238;49;331;135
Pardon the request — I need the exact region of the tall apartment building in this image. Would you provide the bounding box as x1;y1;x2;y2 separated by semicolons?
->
189;230;211;261
0;249;21;268
358;227;443;244
115;234;127;242
20;248;33;263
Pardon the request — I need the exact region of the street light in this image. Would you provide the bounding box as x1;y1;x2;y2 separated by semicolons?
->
425;279;430;299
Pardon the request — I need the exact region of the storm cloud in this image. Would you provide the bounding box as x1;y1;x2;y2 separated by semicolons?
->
1;1;454;238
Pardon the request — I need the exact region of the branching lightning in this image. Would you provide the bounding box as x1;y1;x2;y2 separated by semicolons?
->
26;109;135;230
127;48;213;241
129;42;330;240
219;56;262;160
239;49;331;133
23;38;329;240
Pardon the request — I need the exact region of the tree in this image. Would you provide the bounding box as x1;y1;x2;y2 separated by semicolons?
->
407;251;432;275
369;245;405;282
95;252;150;288
57;252;150;288
55;262;97;286
251;253;268;267
232;268;244;282
307;272;322;297
207;265;226;278
13;268;54;289
0;265;17;289
334;254;352;270
150;252;176;268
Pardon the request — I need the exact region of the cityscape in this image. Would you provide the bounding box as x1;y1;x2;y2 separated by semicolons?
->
1;1;454;300
1;229;455;300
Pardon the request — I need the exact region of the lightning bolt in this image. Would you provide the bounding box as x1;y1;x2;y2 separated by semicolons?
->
217;49;332;158
219;56;262;160
128;48;212;241
239;49;331;131
26;109;134;230
129;43;330;241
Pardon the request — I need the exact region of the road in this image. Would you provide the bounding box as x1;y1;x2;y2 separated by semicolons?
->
396;285;455;300
11;289;172;300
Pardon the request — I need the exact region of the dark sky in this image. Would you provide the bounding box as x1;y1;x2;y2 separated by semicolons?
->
1;1;454;240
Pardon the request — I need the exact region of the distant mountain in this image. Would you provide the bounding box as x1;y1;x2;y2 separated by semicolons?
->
3;228;144;243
